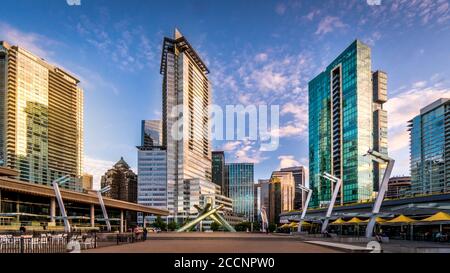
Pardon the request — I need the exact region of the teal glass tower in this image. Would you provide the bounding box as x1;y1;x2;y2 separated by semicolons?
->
226;163;254;221
409;99;450;196
308;40;388;208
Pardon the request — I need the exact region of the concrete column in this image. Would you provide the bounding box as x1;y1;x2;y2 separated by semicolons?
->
50;198;56;224
90;204;95;227
120;210;124;233
0;189;2;213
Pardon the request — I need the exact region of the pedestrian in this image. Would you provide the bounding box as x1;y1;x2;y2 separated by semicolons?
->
143;226;148;241
19;224;26;234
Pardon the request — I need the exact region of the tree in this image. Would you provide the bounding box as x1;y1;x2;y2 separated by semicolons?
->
152;216;167;231
268;223;277;233
210;221;221;231
168;221;179;231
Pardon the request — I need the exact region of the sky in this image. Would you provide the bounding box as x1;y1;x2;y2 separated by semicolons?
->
1;0;450;188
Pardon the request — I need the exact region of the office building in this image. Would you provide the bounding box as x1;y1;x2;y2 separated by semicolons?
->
280;166;306;210
226;163;254;221
387;176;411;199
160;29;212;223
409;98;450;196
254;179;270;222
101;157;137;203
137;120;168;224
0;41;84;191
82;174;94;191
212;151;226;196
141;120;162;147
308;40;388;207
268;171;295;224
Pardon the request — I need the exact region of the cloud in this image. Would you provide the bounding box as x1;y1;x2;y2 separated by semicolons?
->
222;139;268;164
278;155;301;169
275;3;287;15
254;53;268;62
84;156;116;190
385;80;450;175
0;22;60;61
315;16;348;36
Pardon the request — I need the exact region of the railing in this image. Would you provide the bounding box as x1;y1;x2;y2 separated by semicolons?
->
0;231;144;253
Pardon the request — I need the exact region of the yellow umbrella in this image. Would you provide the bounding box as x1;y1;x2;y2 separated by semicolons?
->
385;215;416;224
330;218;346;225
288;222;298;228
345;217;368;225
421;212;450;222
300;221;312;227
375;217;386;223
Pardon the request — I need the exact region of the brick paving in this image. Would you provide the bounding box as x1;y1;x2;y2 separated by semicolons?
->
84;232;341;253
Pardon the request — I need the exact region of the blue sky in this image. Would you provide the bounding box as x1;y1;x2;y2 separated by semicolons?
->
1;0;450;187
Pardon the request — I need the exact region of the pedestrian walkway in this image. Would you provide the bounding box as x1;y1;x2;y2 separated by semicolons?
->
304;241;372;253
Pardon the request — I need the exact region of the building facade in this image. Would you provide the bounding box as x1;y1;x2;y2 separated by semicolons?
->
409;99;450;196
280;166;306;210
226;163;254;221
0;41;84;191
212;151;226;196
82;174;93;191
141;120;162;147
268;171;295;224
160;29;212;223
101;157;137;203
308;40;388;208
254;179;270;222
387;176;411;199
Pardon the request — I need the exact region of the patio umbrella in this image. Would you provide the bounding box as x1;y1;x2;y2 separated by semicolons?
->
384;215;416;224
330;218;346;225
345;217;368;225
419;212;450;233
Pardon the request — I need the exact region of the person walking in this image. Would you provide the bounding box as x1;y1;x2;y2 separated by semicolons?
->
143;226;148;241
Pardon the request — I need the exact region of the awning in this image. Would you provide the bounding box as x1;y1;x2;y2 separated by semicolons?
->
420;212;450;222
344;217;369;224
384;215;416;224
330;218;346;225
375;217;387;223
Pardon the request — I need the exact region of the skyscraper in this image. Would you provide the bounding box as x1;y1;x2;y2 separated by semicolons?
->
212;151;226;196
268;171;295;224
409;98;450;196
226;163;254;221
160;29;212;223
0;41;83;191
308;40;388;208
280;166;306;210
137;120;168;224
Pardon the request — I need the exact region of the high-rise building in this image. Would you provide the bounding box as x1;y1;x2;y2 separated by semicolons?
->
409;98;450;196
308;40;388;208
141;120;162;147
82;173;94;191
226;163;254;221
101;157;137;203
386;176;411;199
101;157;138;225
254;179;270;222
0;41;84;191
137;120;168;224
160;29;212;223
212;151;226;196
280;166;306;210
268;171;295;224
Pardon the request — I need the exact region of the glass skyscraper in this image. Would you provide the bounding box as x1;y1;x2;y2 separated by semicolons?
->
226;163;254;221
308;40;388;208
160;29;212;223
409;98;450;196
0;41;84;191
212;151;226;196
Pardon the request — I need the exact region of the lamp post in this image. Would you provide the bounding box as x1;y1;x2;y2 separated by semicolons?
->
364;149;395;239
52;175;71;233
297;184;312;233
320;172;342;234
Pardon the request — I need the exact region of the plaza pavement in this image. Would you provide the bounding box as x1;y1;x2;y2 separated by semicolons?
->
84;232;342;253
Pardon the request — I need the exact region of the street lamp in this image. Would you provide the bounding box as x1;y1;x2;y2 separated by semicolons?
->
52;175;71;233
320;172;342;234
297;184;312;232
364;149;395;239
97;186;112;232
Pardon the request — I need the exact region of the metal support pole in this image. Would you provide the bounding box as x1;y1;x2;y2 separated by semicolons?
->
120;210;124;233
297;185;312;232
365;149;395;239
97;191;111;232
52;178;71;233
90;204;95;228
50;198;56;224
321;173;342;234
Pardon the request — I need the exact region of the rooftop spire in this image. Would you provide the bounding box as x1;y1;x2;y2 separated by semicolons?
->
174;28;183;39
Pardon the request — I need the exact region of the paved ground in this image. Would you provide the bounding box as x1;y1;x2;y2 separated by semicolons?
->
84;233;341;253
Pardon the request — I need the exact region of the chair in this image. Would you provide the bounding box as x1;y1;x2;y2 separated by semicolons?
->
80;237;94;250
